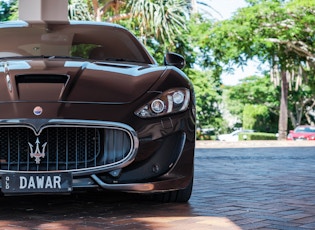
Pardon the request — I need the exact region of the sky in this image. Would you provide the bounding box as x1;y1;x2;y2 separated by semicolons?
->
209;0;247;20
208;0;266;85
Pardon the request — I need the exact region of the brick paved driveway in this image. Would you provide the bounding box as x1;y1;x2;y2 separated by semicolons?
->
0;141;314;230
192;142;315;230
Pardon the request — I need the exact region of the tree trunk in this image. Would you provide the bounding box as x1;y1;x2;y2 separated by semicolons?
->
278;71;289;140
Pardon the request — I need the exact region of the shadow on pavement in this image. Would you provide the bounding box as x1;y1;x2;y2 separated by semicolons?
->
0;192;242;229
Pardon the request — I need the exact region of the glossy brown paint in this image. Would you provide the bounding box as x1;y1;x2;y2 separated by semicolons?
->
0;21;195;202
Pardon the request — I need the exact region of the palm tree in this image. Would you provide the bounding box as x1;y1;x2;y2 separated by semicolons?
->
126;0;189;44
68;0;92;21
68;0;190;45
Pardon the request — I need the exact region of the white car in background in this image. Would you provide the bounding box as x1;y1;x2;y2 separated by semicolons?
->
218;130;254;141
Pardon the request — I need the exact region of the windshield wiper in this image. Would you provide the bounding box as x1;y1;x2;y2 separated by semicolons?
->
0;55;86;60
47;55;86;60
96;57;144;63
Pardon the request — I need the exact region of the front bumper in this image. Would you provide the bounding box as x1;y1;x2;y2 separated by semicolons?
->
76;133;195;193
0;124;194;195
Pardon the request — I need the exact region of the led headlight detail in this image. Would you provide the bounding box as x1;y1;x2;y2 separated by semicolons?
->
135;88;190;118
151;99;165;114
173;91;185;104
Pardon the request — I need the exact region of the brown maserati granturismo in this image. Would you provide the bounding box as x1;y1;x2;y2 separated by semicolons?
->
0;20;195;202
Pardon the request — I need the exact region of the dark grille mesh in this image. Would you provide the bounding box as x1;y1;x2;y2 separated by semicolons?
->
0;127;132;172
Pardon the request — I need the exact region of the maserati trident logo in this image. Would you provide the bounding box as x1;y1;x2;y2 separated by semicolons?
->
28;138;47;164
33;106;43;116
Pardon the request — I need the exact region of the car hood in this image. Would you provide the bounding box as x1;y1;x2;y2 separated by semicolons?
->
0;59;165;103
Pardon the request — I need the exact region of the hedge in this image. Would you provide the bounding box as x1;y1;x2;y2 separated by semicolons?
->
238;132;277;140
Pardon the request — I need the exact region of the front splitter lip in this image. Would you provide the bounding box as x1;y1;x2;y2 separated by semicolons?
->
90;174;189;193
91;174;154;191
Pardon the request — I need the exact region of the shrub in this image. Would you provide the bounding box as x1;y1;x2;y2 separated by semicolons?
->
239;132;277;140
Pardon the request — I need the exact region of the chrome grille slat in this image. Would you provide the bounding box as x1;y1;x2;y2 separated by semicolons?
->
0;123;136;174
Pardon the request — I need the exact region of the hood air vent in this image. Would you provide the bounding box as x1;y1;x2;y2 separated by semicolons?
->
16;74;68;84
15;74;69;101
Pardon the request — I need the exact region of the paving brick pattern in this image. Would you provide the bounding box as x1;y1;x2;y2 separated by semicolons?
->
193;141;315;230
0;141;314;229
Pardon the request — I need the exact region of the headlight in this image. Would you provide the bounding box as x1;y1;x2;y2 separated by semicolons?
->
151;99;165;114
135;88;190;118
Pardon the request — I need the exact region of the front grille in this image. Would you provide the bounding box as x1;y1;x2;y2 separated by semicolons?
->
0;125;135;174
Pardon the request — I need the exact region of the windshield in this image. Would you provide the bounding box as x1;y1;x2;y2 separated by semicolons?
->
0;22;155;64
295;126;315;133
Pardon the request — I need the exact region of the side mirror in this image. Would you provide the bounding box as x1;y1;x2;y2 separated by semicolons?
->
164;52;186;69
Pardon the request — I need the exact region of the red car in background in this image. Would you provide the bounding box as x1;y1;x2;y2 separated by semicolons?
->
287;125;315;140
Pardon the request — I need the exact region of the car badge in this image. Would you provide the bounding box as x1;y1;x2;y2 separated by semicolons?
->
33;106;43;116
28;138;47;164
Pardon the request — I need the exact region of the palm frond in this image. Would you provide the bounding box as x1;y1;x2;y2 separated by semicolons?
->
128;0;189;44
69;0;93;21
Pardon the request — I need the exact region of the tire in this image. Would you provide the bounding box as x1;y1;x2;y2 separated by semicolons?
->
151;178;193;203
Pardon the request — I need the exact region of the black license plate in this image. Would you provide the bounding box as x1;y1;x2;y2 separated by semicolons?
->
1;172;72;194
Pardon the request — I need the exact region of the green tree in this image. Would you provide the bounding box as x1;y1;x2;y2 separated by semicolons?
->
243;104;271;132
189;69;223;130
288;81;315;127
201;0;315;140
226;73;315;133
0;0;17;21
0;1;10;21
225;75;279;133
